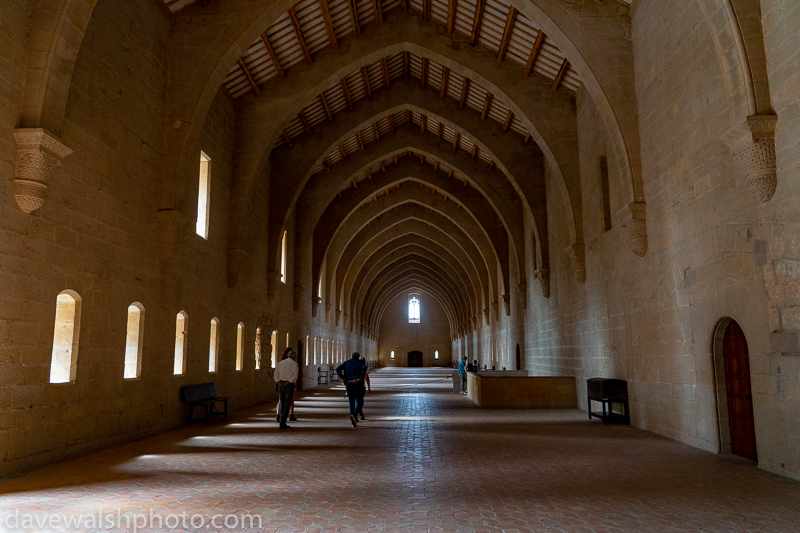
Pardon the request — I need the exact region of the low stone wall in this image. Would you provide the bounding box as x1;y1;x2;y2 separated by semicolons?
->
467;374;577;409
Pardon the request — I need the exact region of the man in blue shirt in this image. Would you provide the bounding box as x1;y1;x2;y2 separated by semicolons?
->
337;352;366;427
457;356;468;394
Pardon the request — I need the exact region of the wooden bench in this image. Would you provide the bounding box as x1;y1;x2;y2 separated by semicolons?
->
181;382;229;423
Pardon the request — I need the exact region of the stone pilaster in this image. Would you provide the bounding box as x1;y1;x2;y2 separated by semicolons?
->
336;310;342;327
492;301;499;322
325;303;332;322
226;248;245;288
266;270;280;301
293;284;305;312
534;268;550;299
628;202;648;257
502;294;510;316
311;296;322;317
723;114;778;202
158;209;185;262
13;129;72;213
565;243;586;283
483;308;490;325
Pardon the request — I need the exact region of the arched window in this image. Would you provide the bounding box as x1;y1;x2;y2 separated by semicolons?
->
196;151;211;239
314;337;318;364
286;332;290;352
255;327;262;370
390;350;395;360
208;318;220;373
305;335;310;365
236;322;245;371
124;303;145;379
408;293;420;323
271;330;278;368
435;350;439;360
280;230;288;283
174;311;188;375
49;290;81;384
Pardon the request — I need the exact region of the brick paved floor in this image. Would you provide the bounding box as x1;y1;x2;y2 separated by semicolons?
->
1;367;799;532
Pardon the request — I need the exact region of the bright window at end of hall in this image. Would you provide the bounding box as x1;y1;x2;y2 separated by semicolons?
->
280;230;287;283
196;151;211;239
391;350;395;359
408;294;420;323
435;350;439;360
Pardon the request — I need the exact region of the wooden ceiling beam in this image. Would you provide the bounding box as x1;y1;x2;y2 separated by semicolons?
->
319;0;338;50
470;0;486;46
373;122;381;142
339;143;348;161
452;131;459;150
497;7;517;63
423;0;431;22
261;32;286;80
288;8;313;65
393;153;399;165
419;114;427;134
401;0;407;10
447;0;457;35
552;58;569;90
356;131;365;150
502;110;513;132
320;93;333;121
373;0;383;25
437;122;443;140
481;93;493;120
524;30;545;76
237;59;261;96
299;110;312;134
471;144;478;159
388;113;395;133
348;0;362;37
381;57;391;89
341;78;353;110
404;51;409;79
440;68;450;98
421;58;429;89
361;66;372;99
459;78;470;108
523;131;532;145
281;132;293;147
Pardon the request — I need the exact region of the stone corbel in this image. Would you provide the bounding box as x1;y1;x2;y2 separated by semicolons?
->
293;284;305;312
226;248;245;288
311;296;322;318
565;243;586;283
158;209;185;262
723;115;778;202
628;202;648;257
534;268;550;299
13;128;72;214
336;309;342;327
502;294;510;316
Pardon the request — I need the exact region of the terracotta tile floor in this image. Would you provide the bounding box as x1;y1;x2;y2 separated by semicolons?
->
1;368;799;532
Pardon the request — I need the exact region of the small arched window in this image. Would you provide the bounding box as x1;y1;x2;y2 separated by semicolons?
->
124;303;145;379
255;327;262;370
208;318;220;373
305;335;310;365
408;293;420;323
435;350;439;360
313;337;318;364
280;230;288;283
50;290;82;384
390;350;395;360
174;311;188;375
271;330;278;368
236;322;245;371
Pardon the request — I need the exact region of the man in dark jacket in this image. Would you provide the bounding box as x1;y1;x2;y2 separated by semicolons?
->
336;352;366;427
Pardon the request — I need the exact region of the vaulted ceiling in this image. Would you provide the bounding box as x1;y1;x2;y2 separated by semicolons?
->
164;0;636;340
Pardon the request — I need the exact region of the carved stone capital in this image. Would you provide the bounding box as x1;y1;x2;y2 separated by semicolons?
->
565;243;586;283
628;202;648;257
13;128;72;213
158;209;185;262
226;248;245;288
723;114;778;202
311;296;322;318
534;268;551;299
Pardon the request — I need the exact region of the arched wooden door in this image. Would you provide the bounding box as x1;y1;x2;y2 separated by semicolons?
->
407;350;423;367
723;321;758;461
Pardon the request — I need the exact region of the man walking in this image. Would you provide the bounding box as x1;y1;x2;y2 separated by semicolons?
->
336;352;366;427
274;347;298;429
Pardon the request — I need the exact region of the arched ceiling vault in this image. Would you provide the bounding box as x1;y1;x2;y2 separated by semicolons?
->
329;202;497;310
335;216;496;324
343;233;489;325
369;273;461;333
310;159;522;304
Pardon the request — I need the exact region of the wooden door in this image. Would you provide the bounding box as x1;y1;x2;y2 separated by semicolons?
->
723;321;758;461
407;350;423;367
515;344;521;371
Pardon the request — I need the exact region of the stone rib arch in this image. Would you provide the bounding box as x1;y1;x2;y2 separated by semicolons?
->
348;242;482;328
342;232;489;327
328;202;501;319
369;274;463;335
358;255;473;326
335;217;497;326
309;161;519;306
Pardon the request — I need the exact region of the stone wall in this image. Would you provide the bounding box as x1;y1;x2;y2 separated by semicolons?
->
378;290;452;367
